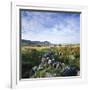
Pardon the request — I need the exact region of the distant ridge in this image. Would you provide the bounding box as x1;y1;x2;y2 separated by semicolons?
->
21;39;51;46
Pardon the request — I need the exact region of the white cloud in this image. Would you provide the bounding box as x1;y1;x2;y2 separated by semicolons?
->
21;10;80;44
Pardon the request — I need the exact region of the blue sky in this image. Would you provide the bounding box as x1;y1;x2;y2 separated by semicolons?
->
21;10;80;44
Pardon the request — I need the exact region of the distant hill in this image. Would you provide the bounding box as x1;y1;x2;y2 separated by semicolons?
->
21;39;51;46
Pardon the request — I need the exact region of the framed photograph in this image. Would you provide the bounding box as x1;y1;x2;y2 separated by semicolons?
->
11;1;87;88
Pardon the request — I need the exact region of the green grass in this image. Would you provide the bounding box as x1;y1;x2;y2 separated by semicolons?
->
21;45;80;78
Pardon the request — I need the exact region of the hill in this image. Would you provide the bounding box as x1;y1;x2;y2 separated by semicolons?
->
21;39;51;46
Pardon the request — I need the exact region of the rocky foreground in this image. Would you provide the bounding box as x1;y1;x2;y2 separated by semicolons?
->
28;51;80;78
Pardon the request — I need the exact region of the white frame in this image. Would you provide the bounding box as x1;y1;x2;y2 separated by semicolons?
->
11;1;87;89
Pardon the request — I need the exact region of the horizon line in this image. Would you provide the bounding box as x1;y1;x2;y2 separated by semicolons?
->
21;39;80;45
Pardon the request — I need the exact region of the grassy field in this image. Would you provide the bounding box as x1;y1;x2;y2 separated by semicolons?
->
21;44;80;78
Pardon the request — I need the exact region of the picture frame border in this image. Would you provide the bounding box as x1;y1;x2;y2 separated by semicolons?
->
11;1;88;88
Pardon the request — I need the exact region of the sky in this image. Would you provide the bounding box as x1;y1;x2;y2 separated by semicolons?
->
20;9;80;44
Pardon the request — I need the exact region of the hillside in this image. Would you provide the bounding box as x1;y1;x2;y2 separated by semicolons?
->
21;39;51;46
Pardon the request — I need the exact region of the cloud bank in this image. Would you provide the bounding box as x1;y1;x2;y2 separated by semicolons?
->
21;10;80;44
